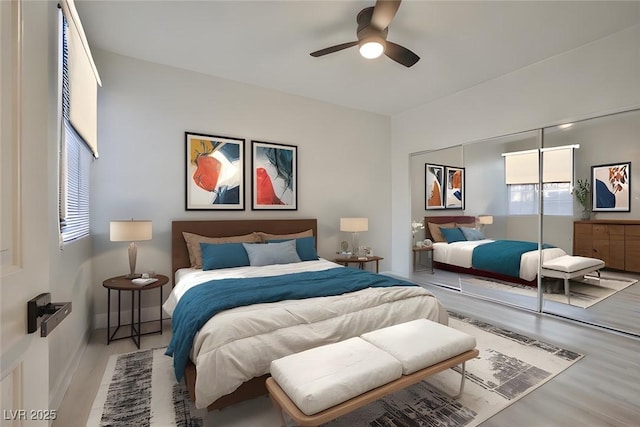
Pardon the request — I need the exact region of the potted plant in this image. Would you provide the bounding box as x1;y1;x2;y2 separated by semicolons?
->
574;179;591;220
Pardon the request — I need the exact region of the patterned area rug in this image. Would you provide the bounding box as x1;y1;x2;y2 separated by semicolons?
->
465;275;637;308
87;313;582;427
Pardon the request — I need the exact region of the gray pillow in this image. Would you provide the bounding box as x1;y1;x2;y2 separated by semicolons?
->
459;227;486;241
243;240;301;267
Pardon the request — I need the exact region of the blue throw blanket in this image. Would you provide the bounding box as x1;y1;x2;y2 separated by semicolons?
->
472;240;552;278
166;267;417;381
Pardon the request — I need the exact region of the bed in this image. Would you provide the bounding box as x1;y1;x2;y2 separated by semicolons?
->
167;219;448;410
424;215;566;286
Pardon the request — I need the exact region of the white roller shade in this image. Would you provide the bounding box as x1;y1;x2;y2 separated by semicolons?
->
503;146;577;185
503;149;539;185
60;0;101;158
541;146;574;183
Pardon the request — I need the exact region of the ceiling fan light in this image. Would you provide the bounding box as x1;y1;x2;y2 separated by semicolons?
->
359;41;384;59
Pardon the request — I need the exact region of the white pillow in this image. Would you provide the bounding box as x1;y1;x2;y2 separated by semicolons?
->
242;240;301;266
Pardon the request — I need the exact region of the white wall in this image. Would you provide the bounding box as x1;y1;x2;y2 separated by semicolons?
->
391;24;640;276
90;51;391;327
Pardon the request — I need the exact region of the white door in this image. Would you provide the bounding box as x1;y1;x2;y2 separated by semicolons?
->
1;1;52;425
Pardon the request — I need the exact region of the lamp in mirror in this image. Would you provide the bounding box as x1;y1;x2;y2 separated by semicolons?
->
477;215;493;233
110;219;152;278
340;218;368;257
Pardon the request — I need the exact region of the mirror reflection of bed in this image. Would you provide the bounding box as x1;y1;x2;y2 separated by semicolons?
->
411;215;640;333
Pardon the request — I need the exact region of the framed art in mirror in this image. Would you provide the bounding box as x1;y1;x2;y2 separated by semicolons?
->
185;132;245;210
445;166;465;210
251;140;297;210
425;164;445;210
592;162;631;212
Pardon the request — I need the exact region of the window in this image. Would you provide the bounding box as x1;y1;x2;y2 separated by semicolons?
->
58;2;100;243
507;183;573;216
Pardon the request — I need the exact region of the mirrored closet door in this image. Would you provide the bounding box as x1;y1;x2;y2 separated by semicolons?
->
410;108;639;337
541;109;640;336
410;130;543;312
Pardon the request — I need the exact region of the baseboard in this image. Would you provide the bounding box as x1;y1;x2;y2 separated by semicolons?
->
49;325;91;411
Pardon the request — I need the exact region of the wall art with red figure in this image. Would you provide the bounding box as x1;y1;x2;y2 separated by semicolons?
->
251;140;297;210
185;132;245;210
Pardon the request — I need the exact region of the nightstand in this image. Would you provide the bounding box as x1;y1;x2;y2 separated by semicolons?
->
412;247;434;273
333;256;383;273
103;274;168;348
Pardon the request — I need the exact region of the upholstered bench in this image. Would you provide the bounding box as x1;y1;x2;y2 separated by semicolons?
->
541;255;605;304
265;319;478;427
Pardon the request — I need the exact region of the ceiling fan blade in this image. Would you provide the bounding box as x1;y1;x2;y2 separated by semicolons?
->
371;0;401;30
310;41;358;57
385;41;420;67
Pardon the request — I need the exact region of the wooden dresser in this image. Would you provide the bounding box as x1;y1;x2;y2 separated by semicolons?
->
573;220;640;272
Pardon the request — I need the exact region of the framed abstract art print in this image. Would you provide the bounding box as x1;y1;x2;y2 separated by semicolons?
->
185;132;245;210
445;166;465;209
591;162;631;212
425;164;445;210
251;140;297;210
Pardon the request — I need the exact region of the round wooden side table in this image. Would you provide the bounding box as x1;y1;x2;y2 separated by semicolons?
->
103;274;168;348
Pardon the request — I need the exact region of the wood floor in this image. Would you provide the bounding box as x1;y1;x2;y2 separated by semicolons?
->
54;284;640;427
412;268;640;336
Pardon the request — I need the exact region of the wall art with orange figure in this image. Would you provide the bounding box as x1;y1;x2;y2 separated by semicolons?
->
251;140;297;210
185;132;245;210
425;164;445;210
445;166;465;210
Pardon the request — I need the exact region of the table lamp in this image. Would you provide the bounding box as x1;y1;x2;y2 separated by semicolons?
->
110;219;152;278
340;218;368;257
477;215;493;232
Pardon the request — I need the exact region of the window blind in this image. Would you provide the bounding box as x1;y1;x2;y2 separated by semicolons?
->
60;121;91;242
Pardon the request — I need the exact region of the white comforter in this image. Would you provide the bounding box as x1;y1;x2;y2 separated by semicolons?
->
163;259;447;409
433;239;566;281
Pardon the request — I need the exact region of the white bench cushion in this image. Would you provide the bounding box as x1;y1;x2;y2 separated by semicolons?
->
361;319;477;375
542;255;604;273
269;337;402;416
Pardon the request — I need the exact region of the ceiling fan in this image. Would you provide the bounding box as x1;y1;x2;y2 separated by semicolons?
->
310;0;419;68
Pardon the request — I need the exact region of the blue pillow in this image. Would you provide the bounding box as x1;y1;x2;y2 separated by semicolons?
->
200;242;250;271
459;227;486;241
243;240;301;267
440;227;466;243
266;236;319;261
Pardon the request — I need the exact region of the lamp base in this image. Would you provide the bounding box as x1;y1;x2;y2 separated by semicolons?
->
125;273;142;279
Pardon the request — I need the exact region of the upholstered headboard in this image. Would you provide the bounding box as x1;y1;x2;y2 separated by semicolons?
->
171;219;318;278
424;216;476;240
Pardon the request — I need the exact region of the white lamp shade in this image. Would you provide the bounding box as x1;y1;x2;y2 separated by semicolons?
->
340;218;368;233
477;215;494;225
110;220;152;242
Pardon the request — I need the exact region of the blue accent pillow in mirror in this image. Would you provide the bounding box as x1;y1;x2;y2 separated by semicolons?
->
440;227;466;243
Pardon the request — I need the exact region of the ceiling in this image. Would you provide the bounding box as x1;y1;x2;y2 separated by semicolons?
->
76;1;640;116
